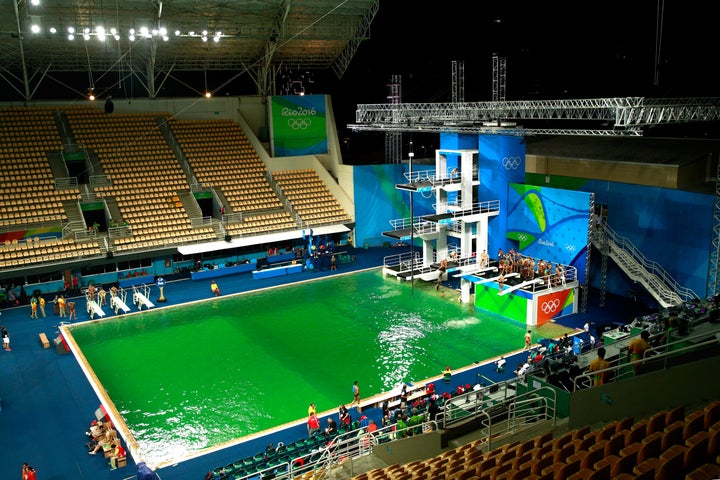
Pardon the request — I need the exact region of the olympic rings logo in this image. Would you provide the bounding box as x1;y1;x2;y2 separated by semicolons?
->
541;299;560;314
501;156;521;170
517;233;528;242
288;118;312;130
565;244;576;252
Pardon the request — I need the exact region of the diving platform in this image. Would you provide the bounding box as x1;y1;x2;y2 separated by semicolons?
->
497;277;544;296
110;294;131;314
133;291;155;310
381;227;413;241
86;299;105;319
459;262;579;327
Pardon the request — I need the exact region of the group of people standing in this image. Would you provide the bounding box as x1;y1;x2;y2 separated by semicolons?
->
496;248;565;287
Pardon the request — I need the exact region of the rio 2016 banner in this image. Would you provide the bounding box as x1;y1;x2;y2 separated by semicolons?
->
270;95;327;156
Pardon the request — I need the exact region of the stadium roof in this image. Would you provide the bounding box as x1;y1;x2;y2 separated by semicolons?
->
0;0;379;100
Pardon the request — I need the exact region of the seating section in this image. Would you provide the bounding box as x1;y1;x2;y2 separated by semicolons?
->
346;401;720;480
66;108;215;251
273;169;352;226
0;107;78;228
0;237;101;268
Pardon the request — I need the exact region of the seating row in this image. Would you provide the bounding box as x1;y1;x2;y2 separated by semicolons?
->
349;401;720;480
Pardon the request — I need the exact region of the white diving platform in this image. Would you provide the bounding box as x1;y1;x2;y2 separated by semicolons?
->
133;290;155;310
472;272;519;285
497;277;544;296
86;300;105;319
453;266;497;278
110;295;131;314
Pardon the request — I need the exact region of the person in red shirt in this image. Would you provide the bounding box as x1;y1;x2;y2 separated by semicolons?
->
307;412;320;436
22;463;37;480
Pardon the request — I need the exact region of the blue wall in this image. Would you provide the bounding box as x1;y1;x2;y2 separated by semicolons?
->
353;164;435;246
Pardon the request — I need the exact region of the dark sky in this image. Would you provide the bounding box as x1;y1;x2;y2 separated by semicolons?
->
327;0;719;160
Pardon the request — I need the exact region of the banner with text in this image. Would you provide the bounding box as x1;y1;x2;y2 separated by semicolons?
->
270;95;327;157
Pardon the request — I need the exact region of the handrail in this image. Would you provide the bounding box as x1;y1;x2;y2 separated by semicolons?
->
383;251;422;269
596;222;698;303
572;328;720;391
232;419;439;480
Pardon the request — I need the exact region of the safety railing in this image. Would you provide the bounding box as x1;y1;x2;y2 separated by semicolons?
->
434;199;501;217
438;384;556;452
230;419;440;480
383;251;422;270
595;222;698;304
572;326;720;391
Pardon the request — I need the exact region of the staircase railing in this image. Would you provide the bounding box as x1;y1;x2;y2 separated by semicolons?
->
595;222;698;305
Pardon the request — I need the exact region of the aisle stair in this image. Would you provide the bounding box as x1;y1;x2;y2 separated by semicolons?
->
592;222;697;308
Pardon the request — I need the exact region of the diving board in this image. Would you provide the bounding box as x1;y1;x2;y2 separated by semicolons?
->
86;300;105;319
472;272;519;285
111;295;131;314
454;266;497;278
133;289;155;310
497;277;544;296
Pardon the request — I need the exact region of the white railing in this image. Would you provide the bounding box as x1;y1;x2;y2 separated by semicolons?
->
383;251;422;270
595;222;697;305
572;326;720;391
434;199;500;216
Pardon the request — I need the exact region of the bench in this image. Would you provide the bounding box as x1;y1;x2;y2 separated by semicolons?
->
38;332;50;349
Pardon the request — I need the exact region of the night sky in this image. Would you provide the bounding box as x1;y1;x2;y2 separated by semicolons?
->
327;0;719;161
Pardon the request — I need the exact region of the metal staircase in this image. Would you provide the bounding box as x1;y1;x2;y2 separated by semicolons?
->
592;222;698;308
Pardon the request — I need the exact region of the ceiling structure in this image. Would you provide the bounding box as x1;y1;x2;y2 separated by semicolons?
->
350;97;720;137
0;0;379;100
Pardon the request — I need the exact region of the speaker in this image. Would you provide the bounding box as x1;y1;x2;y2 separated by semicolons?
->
106;251;114;259
224;234;231;242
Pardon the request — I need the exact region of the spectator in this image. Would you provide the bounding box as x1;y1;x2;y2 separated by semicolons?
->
588;347;611;386
22;463;36;480
108;442;126;470
307;412;320;437
627;330;650;375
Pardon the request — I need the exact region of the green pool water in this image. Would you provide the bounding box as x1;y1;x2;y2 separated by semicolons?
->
69;270;526;465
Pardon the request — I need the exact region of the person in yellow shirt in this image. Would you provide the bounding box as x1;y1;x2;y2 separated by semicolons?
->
38;296;46;318
626;330;650;375
588;347;611;386
210;280;221;297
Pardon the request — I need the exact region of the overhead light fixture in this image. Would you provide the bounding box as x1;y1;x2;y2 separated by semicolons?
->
68;33;74;40
83;33;90;41
30;15;42;33
174;30;181;36
30;0;40;5
205;92;212;98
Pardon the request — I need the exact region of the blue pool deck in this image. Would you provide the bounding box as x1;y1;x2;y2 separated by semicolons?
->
0;246;646;480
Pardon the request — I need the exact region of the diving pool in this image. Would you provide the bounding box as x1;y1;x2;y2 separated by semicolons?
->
65;269;528;466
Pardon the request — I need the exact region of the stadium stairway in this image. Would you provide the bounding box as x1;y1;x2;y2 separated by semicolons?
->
177;190;203;218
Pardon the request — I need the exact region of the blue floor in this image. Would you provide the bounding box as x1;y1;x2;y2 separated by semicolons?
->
0;247;647;480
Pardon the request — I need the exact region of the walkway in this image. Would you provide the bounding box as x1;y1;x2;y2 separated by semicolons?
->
0;246;646;480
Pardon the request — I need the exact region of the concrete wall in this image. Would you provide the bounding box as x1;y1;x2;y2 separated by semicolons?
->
568;354;720;429
372;431;443;466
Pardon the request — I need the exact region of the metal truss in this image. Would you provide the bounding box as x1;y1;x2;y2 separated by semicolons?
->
350;97;720;136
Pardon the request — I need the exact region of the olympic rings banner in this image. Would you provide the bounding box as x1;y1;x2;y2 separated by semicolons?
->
270;95;328;156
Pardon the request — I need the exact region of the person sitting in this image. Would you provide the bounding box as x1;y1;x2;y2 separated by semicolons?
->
325;417;338;436
210;280;221;296
86;420;105;439
108;442;126;470
89;428;117;455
